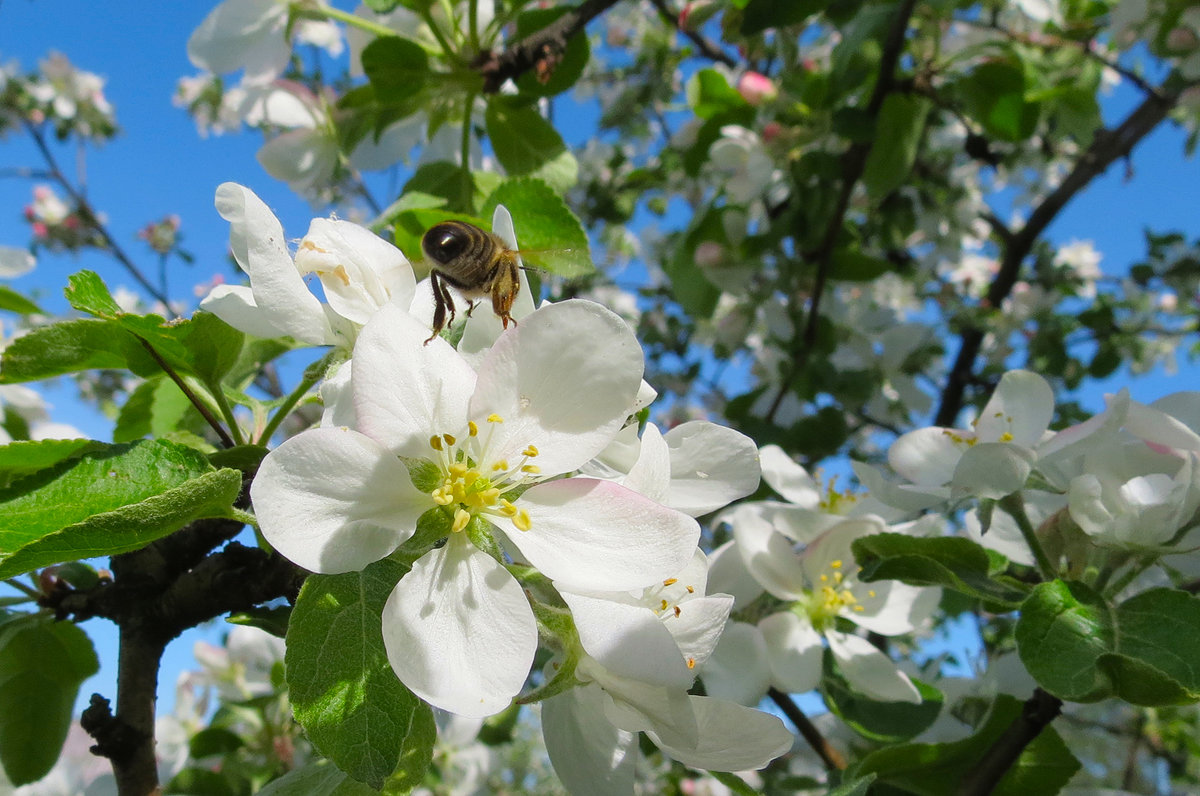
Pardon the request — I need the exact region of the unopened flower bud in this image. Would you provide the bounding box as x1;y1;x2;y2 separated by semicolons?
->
737;71;777;106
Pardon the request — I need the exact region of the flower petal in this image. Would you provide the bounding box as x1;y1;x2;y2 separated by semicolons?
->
667;594;733;672
888;426;966;486
706;539;765;608
542;685;637;796
622;422;670;504
560;591;694;688
382;534;538;717
0;246;35;278
298;218;416;326
975;370;1054;446
199;284;286;340
664;422;760;516
649;696;793;772
950;442;1036;499
759;611;824;694
703;621;771;706
499;478;699;592
827;631;921;703
353;301;477;458
214;182;334;345
469;300;644;475
187;0;290;84
251;427;429;573
726;504;807;601
759;444;820;507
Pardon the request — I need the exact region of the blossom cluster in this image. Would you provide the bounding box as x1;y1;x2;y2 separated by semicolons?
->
0;52;116;142
211;185;794;786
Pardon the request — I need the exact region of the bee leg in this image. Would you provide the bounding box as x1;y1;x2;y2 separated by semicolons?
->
425;271;457;345
491;255;521;330
465;300;478;318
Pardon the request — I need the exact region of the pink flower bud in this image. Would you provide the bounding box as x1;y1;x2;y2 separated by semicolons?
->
738;71;777;106
695;241;725;267
761;121;783;143
32;222;48;239
1167;26;1199;51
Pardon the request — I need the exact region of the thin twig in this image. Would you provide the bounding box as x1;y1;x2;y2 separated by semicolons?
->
136;338;236;449
646;0;738;67
768;687;846;771
957;688;1063;796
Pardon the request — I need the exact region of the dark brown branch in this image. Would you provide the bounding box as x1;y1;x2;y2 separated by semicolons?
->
934;87;1181;427
764;0;918;422
768;687;846;771
478;0;622;93
647;0;737;67
957;688;1063;796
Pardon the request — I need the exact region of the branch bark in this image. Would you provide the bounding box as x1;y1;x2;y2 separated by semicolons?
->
935;87;1181;427
957;688;1063;796
769;687;847;771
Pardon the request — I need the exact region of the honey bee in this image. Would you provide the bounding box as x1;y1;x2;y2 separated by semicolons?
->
422;220;522;345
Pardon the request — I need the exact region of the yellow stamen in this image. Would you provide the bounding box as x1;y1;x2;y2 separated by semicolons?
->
686;585;694;594
660;599;669;611
513;509;532;532
1000;431;1014;442
522;445;539;458
492;460;509;471
451;508;471;533
499;498;518;517
443;433;456;446
468;421;478;436
687;658;696;669
521;464;541;474
429;435;443;451
488;414;503;423
663;578;678;586
673;606;681;617
831;560;843;569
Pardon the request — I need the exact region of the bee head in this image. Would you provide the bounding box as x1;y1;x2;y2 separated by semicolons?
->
422;223;473;265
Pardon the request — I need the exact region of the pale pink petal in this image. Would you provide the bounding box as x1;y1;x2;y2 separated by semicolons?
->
251;427;430;573
664;422;760;516
353;302;476;458
469;300;644;475
498;478;699;592
382;534;538;717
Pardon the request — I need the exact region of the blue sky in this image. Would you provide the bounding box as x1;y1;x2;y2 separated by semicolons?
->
3;0;1200;721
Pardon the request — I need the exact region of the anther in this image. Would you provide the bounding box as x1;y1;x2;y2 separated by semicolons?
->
673;606;681;617
468;421;479;436
513;509;532;532
487;414;503;423
521;464;541;474
660;599;669;611
685;585;694;594
522;445;539;458
687;658;695;669
663;578;678;586
429;435;443;451
451;508;471;533
443;433;456;446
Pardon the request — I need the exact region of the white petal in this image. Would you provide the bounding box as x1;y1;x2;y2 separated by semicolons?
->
759;444;820;507
888;426;967;486
759;611;824;694
1127;397;1200;452
353;302;477;458
975;370;1054;446
827;631;921;704
726;504;807;601
852;460;949;512
0;246;35;278
298;218;416;326
964;504;1037;567
950;442;1035;499
500;478;699;592
706;540;765;608
664;422;760;516
584;661;698;748
319;360;355;428
199;284;287;340
560;591;694;688
850;581;940;637
667;594;733;671
214;182;334;345
622;422;670;503
542;686;637;796
382;535;538;717
649;696;793;772
703;621;771;706
469;300;644;475
257;128;339;196
187;0;290;83
799;517;884;587
251;427;429;573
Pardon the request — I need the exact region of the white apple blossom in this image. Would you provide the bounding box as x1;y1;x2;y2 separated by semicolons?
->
706;512;938;706
252;299;700;716
542;552;793;793
200;182;415;349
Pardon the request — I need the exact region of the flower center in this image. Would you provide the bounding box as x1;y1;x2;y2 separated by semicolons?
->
805;558;876;630
425;413;541;534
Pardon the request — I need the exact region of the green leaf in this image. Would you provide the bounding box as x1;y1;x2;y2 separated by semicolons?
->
828;249;893;282
0;439;105;489
862;94;931;200
687;69;748;120
257;760;378;796
1098;588;1200;706
853;533;1030;608
401;161;476;215
361;37;429;105
0;440;243;578
707;771;759;796
287;558;434;790
822;651;943;742
165;767;240;796
484;100;577;193
227;604;291;638
827;774;875;796
514;7;590;98
849;695;1080;795
171;312;245;386
65;270;123;318
1015;580;1115;702
113;376;199;442
0;319;150;382
481;178;593;278
0;619;98;785
957;62;1039;143
740;0;824;34
189;727;245;758
0;286;42;316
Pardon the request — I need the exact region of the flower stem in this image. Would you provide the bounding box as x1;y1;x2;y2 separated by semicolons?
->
309;3;398;39
999;492;1057;580
256;355;331;445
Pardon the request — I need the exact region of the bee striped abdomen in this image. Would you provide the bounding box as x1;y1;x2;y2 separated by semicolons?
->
421;220;522;344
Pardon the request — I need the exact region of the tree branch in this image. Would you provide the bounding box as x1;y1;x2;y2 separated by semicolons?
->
646;0;737;67
768;687;846;771
957;688;1063;796
934;86;1181;427
765;0;918;422
478;0;622;93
